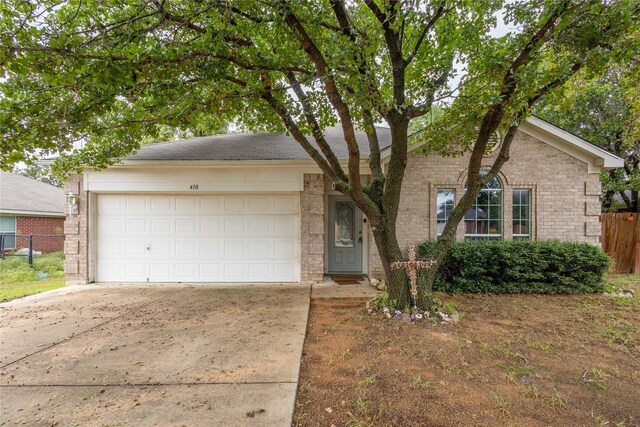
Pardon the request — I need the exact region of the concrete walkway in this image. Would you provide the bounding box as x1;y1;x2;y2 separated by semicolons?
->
0;284;310;426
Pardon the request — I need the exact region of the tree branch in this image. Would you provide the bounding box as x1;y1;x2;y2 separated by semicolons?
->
285;71;348;182
277;1;364;199
405;0;449;65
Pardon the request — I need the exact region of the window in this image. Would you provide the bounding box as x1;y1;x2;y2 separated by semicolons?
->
334;201;354;247
0;216;16;249
465;172;502;240
436;189;455;236
513;189;531;239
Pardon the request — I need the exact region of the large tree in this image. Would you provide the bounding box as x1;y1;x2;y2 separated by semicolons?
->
1;1;636;308
534;63;640;212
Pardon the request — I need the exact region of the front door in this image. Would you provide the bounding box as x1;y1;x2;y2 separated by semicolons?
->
328;196;363;273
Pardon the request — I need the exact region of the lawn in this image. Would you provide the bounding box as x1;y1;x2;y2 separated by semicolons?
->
294;274;640;426
0;252;66;302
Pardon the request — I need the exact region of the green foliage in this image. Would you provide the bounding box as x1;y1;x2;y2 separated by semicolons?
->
0;252;65;283
0;1;636;177
534;57;640;211
418;240;610;294
11;164;63;188
416;1;638;158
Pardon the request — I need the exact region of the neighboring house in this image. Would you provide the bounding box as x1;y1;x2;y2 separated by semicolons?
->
62;116;623;285
0;172;65;253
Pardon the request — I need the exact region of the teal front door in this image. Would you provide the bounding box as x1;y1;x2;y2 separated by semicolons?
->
328;196;363;273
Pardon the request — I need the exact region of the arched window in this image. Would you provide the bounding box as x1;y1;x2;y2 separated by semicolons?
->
464;171;502;240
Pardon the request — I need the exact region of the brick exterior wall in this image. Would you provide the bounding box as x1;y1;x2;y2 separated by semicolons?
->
15;216;65;253
63;174;89;284
369;130;602;279
300;174;325;283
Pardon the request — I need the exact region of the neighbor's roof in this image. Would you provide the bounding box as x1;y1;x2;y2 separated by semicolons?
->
125;126;392;161
0;172;65;217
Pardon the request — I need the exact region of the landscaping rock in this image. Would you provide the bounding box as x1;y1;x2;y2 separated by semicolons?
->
393;312;411;322
436;312;450;322
370;278;380;288
603;292;634;298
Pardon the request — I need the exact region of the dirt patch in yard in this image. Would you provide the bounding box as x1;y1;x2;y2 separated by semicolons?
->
294;277;640;426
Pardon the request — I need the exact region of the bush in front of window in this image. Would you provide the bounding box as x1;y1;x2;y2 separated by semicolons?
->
418;240;610;294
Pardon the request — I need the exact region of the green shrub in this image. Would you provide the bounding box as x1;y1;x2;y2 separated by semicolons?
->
418;240;610;294
0;252;65;283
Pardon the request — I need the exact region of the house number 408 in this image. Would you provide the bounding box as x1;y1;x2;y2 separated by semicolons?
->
189;184;199;190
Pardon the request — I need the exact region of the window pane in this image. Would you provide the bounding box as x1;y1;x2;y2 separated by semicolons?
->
0;216;16;233
335;202;354;247
436;189;455;236
512;189;531;238
0;216;16;249
464;174;502;239
512;190;521;206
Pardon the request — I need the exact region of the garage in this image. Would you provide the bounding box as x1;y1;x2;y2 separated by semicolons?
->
96;193;300;282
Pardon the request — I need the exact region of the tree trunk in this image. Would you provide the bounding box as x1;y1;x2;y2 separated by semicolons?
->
371;222;411;309
420;179;482;297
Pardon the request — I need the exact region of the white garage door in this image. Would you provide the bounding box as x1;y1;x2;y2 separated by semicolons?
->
96;194;300;282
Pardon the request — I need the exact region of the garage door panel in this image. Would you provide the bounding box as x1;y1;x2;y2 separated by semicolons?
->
175;264;195;278
99;241;121;256
200;218;221;233
249;241;270;256
274;196;298;213
223;263;245;280
150;219;171;233
125;196;146;211
99;218;121;233
249;263;270;280
274;240;297;257
200;196;221;212
125;241;146;256
199;263;221;279
174;241;196;256
224;197;245;213
200;241;221;256
274;217;297;234
249;218;270;234
223;218;245;234
274;263;297;281
126;219;146;233
124;264;146;278
97;194;300;282
174;196;197;212
149;263;171;278
150;196;171;211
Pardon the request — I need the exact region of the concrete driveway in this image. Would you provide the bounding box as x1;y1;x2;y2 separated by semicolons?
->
0;284;310;426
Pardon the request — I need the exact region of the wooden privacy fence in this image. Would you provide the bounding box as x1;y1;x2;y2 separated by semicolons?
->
601;213;640;274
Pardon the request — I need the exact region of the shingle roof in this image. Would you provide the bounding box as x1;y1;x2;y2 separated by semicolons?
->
0;172;65;216
125;126;392;161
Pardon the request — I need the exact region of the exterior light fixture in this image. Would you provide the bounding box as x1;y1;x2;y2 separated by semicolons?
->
66;191;78;214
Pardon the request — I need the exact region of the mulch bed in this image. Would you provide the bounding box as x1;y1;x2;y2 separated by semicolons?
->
293;289;640;426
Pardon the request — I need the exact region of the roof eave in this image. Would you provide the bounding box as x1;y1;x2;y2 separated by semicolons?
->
520;117;624;172
0;209;65;217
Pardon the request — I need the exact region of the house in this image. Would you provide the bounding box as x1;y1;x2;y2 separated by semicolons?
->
61;116;623;285
0;171;65;253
